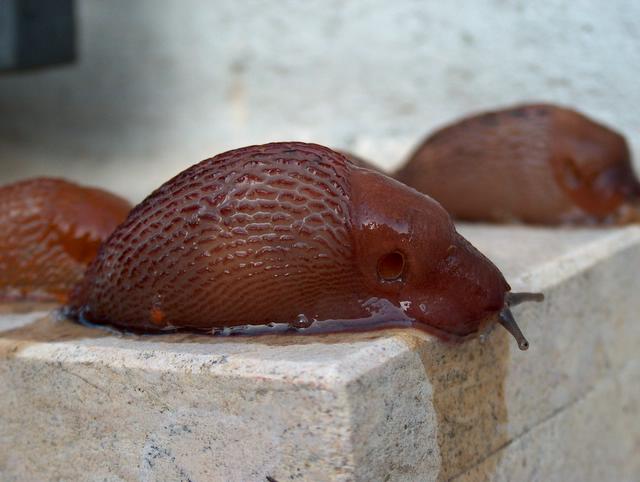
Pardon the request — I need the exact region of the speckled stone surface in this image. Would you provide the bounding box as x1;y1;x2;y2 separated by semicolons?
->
1;225;639;482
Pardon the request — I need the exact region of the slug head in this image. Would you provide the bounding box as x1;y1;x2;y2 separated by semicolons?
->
350;168;512;341
551;108;640;221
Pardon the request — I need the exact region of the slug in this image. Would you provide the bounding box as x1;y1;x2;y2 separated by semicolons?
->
67;142;541;349
396;104;640;225
0;178;132;302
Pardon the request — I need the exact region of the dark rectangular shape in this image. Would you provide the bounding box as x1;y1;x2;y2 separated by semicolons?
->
0;0;75;71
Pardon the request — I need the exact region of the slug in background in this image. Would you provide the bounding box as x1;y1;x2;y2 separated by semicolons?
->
67;142;541;350
396;104;640;225
0;178;132;302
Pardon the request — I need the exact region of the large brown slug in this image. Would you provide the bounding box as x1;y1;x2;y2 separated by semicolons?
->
68;142;540;349
396;104;640;225
0;178;132;302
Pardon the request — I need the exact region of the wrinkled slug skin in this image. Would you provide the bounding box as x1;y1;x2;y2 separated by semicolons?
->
396;104;640;225
0;178;132;302
69;142;510;338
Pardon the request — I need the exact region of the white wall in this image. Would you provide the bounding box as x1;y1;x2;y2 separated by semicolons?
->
1;0;638;202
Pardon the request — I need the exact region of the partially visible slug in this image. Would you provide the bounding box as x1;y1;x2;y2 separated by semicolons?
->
68;142;541;350
396;104;640;225
0;178;132;302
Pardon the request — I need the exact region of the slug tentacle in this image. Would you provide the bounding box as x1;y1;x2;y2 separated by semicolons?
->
506;292;545;307
499;307;530;351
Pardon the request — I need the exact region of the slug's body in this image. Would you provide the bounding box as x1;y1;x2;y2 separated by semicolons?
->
0;178;132;302
396;104;640;225
69;142;536;349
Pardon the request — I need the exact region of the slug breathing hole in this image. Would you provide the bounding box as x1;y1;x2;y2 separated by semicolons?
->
377;251;405;282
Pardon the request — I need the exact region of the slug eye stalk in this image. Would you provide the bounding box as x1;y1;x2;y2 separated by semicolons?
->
500;292;544;350
506;291;544;307
499;307;529;350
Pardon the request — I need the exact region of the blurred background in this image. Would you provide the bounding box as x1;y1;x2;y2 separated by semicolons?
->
1;0;639;202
